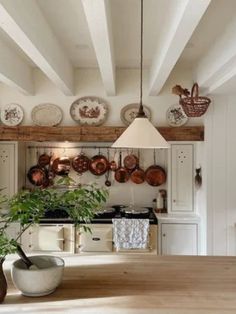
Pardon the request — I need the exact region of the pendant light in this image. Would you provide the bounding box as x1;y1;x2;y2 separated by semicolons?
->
112;0;169;149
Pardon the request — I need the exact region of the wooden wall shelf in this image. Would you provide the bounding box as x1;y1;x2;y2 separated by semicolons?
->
0;125;204;142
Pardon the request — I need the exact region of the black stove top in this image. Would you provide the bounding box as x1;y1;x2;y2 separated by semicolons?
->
40;205;157;225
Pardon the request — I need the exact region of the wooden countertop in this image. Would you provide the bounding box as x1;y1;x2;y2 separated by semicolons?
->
2;254;236;313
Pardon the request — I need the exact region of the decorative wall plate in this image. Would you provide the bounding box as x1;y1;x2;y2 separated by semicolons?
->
120;103;151;126
31;103;63;127
0;103;24;126
166;104;188;127
70;97;108;126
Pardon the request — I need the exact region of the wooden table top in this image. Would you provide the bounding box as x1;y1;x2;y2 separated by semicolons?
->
2;254;236;314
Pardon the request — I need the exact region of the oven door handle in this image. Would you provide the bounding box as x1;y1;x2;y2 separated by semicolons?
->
92;237;101;241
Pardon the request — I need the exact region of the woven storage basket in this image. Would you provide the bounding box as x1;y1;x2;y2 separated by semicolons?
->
179;83;211;117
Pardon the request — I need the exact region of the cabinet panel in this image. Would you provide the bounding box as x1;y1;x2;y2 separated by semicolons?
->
161;223;198;255
0;143;16;197
77;224;113;252
21;224;74;253
171;144;194;212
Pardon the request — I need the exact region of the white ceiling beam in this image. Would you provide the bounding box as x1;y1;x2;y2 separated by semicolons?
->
149;0;211;96
0;0;74;95
195;16;236;94
81;0;116;96
0;37;33;94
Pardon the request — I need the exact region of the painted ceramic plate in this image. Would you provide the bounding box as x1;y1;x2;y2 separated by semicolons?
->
120;103;151;126
70;97;108;126
31;103;63;127
0;103;24;126
166;104;188;127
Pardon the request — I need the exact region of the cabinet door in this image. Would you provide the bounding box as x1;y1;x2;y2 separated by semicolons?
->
0;143;16;197
161;223;198;255
171;144;194;212
77;224;113;252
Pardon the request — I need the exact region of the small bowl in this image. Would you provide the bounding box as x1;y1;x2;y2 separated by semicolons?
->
11;255;64;297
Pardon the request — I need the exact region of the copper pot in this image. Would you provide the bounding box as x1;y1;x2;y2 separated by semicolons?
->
27;165;48;186
51;157;71;176
72;153;90;174
114;152;129;183
89;154;109;176
38;153;51;167
145;165;166;186
130;165;145;184
123;153;138;171
145;150;166;186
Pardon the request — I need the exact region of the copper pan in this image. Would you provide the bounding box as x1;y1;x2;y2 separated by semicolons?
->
145;150;166;186
114;151;129;183
123;152;138;171
38;153;51;167
72;153;90;174
51;157;71;176
27;165;48;187
89;154;109;176
130;152;145;184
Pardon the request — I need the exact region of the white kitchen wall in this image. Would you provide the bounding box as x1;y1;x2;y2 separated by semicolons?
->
205;95;236;255
0;67;201;126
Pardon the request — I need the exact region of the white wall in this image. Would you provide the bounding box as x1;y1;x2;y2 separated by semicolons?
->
0;67;202;126
205;95;236;255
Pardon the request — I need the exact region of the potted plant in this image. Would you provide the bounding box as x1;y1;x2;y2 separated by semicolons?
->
0;182;108;301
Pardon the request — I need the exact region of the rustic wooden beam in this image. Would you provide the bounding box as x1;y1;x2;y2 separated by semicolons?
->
0;125;204;142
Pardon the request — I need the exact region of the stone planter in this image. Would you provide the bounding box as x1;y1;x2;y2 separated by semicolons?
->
11;255;64;297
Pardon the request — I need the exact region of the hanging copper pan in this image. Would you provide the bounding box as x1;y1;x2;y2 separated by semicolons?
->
38;153;51;167
109;150;117;171
145;150;166;186
123;153;139;171
27;165;48;187
72;153;90;174
130;152;145;184
114;151;130;183
89;154;109;176
51;157;71;176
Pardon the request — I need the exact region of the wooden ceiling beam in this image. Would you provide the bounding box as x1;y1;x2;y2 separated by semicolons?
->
0;0;74;95
81;0;116;96
195;15;236;94
0;126;204;142
149;0;211;96
0;37;33;94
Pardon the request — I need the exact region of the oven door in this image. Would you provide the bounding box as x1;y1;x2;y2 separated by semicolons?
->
77;224;113;252
21;224;75;253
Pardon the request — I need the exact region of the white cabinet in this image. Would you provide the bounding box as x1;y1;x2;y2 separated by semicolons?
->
169;144;194;212
0;142;25;198
156;214;200;255
161;223;198;255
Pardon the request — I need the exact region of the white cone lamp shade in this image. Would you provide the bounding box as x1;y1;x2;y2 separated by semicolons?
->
112;117;170;149
112;0;170;149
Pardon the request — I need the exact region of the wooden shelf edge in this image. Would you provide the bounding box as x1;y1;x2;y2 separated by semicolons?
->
0;125;204;142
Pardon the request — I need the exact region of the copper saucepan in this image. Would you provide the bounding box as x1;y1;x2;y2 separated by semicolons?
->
130;151;145;184
27;165;48;187
145;150;166;186
51;157;71;176
72;153;90;175
123;152;139;171
89;154;109;176
38;153;51;167
114;151;130;183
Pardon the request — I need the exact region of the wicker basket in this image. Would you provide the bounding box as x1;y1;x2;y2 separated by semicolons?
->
179;83;211;117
